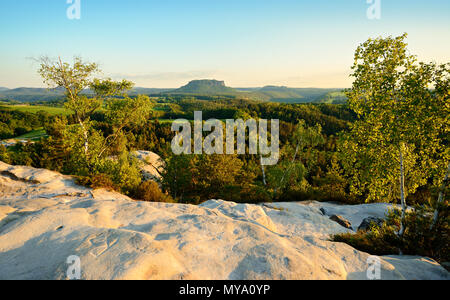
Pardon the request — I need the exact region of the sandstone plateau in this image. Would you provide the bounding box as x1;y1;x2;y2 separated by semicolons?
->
0;161;448;280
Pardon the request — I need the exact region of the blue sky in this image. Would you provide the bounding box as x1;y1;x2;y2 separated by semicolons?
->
1;0;449;88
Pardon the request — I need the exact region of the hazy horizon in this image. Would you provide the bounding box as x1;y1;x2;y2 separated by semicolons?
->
0;80;348;90
1;0;450;89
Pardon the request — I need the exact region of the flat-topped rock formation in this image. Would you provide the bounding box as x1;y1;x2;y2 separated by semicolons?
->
0;161;448;280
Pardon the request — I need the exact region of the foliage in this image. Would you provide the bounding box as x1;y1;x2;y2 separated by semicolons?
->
0;145;10;163
95;153;142;195
340;34;449;236
332;204;450;263
133;180;175;203
76;173;117;191
0;109;43;139
161;154;192;202
266;120;324;199
33;57;154;191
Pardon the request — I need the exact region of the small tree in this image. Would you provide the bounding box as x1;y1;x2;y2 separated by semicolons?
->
38;57;153;173
0;145;9;164
38;57;100;159
162;154;193;202
268;120;324;197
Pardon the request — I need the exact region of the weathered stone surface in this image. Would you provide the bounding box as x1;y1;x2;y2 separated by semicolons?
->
358;217;385;231
0;162;448;280
133;150;165;182
330;215;353;230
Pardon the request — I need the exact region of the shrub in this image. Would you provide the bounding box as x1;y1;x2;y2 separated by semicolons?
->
238;185;273;204
400;204;449;263
133;180;175;203
76;173;117;191
332;225;400;256
90;173;117;190
0;145;10;164
332;205;450;263
96;153;142;195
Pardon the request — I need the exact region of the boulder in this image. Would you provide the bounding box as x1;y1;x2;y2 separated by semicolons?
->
330;215;353;230
133;150;165;182
358;217;385;232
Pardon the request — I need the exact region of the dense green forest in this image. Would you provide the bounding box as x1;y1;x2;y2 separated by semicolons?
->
0;99;355;202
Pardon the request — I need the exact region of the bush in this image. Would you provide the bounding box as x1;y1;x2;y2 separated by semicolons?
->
0;145;10;164
14;127;29;137
332;226;400;256
400;204;449;263
76;173;117;191
238;185;273;204
96;153;142;195
133;180;175;203
332;205;450;263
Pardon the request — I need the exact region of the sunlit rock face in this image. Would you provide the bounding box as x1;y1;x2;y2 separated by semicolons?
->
133;150;165;182
0;161;448;280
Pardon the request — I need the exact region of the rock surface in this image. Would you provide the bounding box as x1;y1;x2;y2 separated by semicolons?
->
330;215;353;230
0;162;448;280
133;150;165;182
358;217;385;232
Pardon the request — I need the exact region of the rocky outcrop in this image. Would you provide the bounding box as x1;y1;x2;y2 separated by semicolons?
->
133;150;165;182
358;217;385;232
330;215;353;230
0;162;448;280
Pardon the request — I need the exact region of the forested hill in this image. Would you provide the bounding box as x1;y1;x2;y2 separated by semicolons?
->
0;87;170;103
0;87;67;102
0;81;347;104
169;80;238;95
239;86;346;103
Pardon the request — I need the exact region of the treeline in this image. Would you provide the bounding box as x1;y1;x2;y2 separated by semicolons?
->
0;109;53;139
159;98;355;136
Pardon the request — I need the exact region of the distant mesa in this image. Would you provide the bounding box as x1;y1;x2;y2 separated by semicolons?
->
172;79;237;95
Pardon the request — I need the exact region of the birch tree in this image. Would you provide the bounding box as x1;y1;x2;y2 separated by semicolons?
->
268;120;323;197
38;56;153;173
345;34;417;236
39;56;99;158
343;34;449;236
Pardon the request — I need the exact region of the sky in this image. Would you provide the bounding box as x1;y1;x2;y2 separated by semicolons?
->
0;0;449;89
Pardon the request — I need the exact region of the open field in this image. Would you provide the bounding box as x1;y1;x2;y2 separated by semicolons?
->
0;104;72;116
15;128;48;141
1;103;171;116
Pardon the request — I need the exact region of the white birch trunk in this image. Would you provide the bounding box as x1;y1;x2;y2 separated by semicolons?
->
260;155;267;186
431;163;450;229
399;147;407;237
78;118;89;158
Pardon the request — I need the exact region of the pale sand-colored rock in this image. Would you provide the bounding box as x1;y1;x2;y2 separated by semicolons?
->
0;162;448;280
133;150;165;182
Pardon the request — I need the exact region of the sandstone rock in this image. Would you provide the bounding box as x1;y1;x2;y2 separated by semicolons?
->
133;150;165;182
0;162;448;280
358;217;385;231
330;215;353;230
